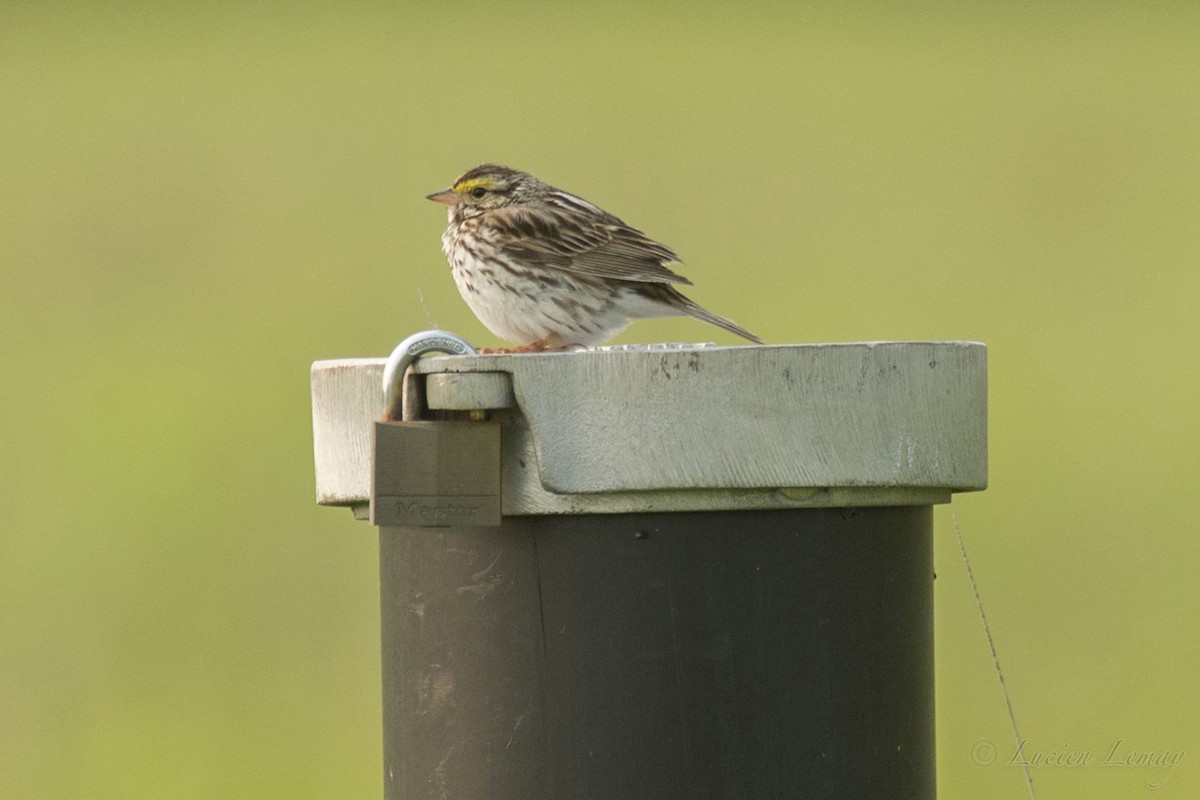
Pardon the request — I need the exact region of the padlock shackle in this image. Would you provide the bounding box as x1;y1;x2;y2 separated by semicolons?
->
381;330;476;420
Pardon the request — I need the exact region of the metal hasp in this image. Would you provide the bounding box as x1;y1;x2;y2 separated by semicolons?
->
310;341;987;800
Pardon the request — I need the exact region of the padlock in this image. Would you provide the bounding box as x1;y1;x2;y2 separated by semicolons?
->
370;419;501;527
370;330;502;528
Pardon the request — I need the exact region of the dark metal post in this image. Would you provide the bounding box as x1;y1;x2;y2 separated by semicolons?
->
380;507;933;799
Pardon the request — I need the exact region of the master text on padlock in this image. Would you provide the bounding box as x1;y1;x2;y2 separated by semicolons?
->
375;495;500;527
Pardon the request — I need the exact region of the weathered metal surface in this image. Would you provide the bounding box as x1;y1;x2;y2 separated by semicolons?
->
311;341;986;514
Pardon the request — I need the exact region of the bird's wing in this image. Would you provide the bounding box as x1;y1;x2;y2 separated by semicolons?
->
482;198;693;286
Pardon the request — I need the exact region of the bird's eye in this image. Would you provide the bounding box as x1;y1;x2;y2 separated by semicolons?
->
470;187;487;199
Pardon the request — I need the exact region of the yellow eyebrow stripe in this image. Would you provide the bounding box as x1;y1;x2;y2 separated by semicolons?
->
454;177;504;193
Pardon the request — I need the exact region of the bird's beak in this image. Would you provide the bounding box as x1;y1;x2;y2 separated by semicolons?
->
426;188;459;206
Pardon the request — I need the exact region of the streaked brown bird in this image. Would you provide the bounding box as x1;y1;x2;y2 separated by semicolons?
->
426;165;762;350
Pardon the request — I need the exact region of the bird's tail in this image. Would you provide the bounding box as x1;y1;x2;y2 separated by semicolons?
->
675;291;764;344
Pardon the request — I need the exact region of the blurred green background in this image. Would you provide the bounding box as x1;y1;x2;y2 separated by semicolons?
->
3;2;1197;797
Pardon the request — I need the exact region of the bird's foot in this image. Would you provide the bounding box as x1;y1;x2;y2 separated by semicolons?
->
478;336;585;354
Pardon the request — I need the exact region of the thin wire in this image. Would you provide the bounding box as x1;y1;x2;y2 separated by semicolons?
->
952;505;1037;800
416;287;437;329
